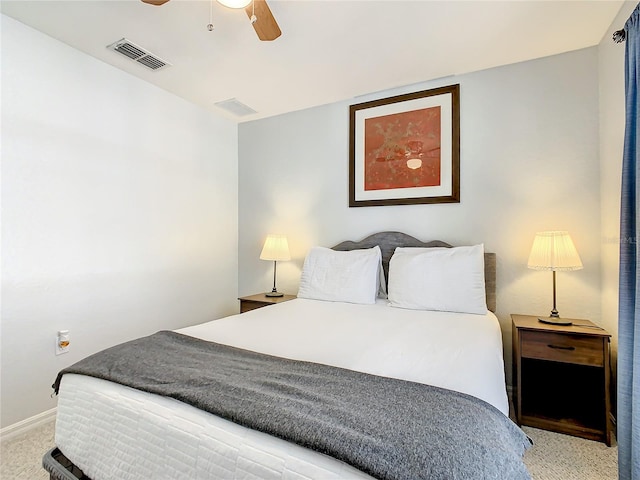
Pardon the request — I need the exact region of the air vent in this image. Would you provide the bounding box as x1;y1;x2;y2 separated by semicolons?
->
214;98;258;117
106;38;171;71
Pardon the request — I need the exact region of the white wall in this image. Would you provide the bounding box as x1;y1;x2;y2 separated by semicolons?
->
597;0;638;404
1;15;239;428
238;48;602;384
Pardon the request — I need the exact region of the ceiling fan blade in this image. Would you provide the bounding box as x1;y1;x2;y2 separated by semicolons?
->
141;0;171;5
245;0;281;41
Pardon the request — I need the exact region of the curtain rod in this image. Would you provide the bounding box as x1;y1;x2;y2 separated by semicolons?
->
613;29;626;43
613;1;640;43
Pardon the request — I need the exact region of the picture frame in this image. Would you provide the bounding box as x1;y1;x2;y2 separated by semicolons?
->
349;84;460;207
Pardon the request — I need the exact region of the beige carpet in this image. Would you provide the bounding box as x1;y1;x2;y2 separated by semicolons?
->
1;421;54;480
523;426;618;480
0;420;618;479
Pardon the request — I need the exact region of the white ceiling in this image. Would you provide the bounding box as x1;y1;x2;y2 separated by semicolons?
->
1;0;626;122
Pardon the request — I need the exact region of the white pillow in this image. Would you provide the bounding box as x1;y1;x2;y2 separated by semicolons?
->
388;244;488;314
298;246;382;304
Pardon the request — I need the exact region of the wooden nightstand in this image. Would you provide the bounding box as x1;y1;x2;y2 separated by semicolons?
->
238;293;296;313
511;314;611;446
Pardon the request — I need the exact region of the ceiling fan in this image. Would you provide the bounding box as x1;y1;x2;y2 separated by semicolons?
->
141;0;281;41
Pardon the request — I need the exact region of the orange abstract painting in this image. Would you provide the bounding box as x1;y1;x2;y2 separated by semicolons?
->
364;106;441;191
349;84;459;207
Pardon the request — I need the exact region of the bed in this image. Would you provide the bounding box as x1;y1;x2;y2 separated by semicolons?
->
44;232;531;480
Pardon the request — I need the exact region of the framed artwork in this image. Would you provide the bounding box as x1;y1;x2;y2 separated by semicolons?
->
349;84;460;207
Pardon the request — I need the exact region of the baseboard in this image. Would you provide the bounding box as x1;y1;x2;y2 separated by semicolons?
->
0;407;56;442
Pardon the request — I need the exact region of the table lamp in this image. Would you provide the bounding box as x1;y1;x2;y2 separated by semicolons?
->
527;231;583;325
260;234;290;297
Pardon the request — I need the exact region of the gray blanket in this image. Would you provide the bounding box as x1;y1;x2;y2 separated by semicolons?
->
53;331;531;480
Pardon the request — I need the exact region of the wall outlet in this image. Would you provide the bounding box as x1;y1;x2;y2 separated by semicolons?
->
56;330;70;355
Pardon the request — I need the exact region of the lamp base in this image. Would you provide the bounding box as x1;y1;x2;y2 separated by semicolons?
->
265;291;284;298
538;317;573;326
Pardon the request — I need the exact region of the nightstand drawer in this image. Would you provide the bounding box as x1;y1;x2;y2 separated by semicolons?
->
520;331;603;366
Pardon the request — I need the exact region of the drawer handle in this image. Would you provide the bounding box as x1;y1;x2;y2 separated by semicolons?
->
547;344;576;351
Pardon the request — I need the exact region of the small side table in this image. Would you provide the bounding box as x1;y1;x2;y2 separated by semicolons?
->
238;293;296;313
511;314;611;445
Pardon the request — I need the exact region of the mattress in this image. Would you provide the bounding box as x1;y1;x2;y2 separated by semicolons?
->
55;298;510;480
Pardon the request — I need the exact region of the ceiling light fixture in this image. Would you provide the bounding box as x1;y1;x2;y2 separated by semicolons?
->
217;0;252;8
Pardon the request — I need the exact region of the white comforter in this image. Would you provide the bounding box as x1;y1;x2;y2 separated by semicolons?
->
55;299;509;480
180;298;508;415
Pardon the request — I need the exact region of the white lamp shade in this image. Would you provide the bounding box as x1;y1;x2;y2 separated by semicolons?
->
260;234;291;261
527;231;583;271
217;0;252;8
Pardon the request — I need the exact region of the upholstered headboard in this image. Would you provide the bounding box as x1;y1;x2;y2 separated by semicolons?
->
332;231;497;313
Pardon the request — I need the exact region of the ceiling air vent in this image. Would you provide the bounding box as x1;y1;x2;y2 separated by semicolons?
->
214;98;258;117
106;38;171;71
